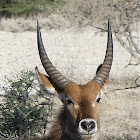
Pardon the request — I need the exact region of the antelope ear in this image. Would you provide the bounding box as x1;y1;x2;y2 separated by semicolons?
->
35;67;66;102
35;67;58;96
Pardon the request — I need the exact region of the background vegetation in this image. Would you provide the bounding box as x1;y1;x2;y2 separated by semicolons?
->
0;71;55;140
0;0;66;17
0;0;140;61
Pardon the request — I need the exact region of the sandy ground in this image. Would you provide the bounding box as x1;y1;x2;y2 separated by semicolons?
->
0;25;140;139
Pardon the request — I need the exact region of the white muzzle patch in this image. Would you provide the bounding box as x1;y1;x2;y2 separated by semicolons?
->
78;119;97;138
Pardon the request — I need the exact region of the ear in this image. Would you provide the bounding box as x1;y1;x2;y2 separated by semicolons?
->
35;67;66;103
96;64;109;95
35;67;58;96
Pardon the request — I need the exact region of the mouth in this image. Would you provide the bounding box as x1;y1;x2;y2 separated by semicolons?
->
81;133;95;139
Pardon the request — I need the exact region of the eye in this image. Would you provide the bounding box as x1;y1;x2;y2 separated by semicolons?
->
66;97;74;105
96;97;101;103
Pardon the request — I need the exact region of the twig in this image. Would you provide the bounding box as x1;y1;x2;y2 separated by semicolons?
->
125;62;140;68
0;131;8;138
111;85;140;92
111;76;140;91
90;25;107;32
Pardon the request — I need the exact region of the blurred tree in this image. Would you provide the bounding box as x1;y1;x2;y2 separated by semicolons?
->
0;0;12;17
82;0;140;63
0;0;65;17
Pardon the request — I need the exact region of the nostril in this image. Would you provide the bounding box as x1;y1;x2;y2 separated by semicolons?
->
89;121;95;129
81;121;96;132
81;121;88;130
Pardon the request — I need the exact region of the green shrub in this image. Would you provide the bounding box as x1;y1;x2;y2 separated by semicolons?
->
0;70;55;140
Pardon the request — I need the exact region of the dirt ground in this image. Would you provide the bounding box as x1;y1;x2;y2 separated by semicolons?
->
0;22;140;139
99;85;140;139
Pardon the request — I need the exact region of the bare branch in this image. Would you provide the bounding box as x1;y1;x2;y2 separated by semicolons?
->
0;131;8;138
111;77;140;91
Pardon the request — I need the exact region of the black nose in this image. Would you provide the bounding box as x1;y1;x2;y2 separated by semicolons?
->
81;121;95;132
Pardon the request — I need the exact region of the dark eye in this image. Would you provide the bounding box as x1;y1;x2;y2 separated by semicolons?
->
66;97;73;105
96;97;101;103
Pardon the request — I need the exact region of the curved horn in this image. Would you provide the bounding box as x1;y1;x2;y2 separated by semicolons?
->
93;19;113;87
37;21;71;89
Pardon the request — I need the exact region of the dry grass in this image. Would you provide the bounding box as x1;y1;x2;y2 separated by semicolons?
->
0;15;71;32
99;84;140;140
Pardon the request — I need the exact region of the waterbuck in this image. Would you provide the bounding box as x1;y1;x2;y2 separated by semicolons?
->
32;19;113;140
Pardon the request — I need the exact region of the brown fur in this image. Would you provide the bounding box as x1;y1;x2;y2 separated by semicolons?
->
37;70;53;88
64;81;101;123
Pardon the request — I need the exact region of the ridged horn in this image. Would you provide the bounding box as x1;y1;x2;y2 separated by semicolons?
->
93;19;113;87
37;21;71;89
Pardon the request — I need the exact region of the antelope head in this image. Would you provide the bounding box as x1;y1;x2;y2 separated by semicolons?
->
35;20;113;140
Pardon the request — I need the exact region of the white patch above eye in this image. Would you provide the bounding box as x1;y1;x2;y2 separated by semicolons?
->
74;104;79;109
100;89;105;97
92;93;100;107
100;85;107;96
92;103;96;107
47;87;55;93
96;93;100;101
66;95;79;108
